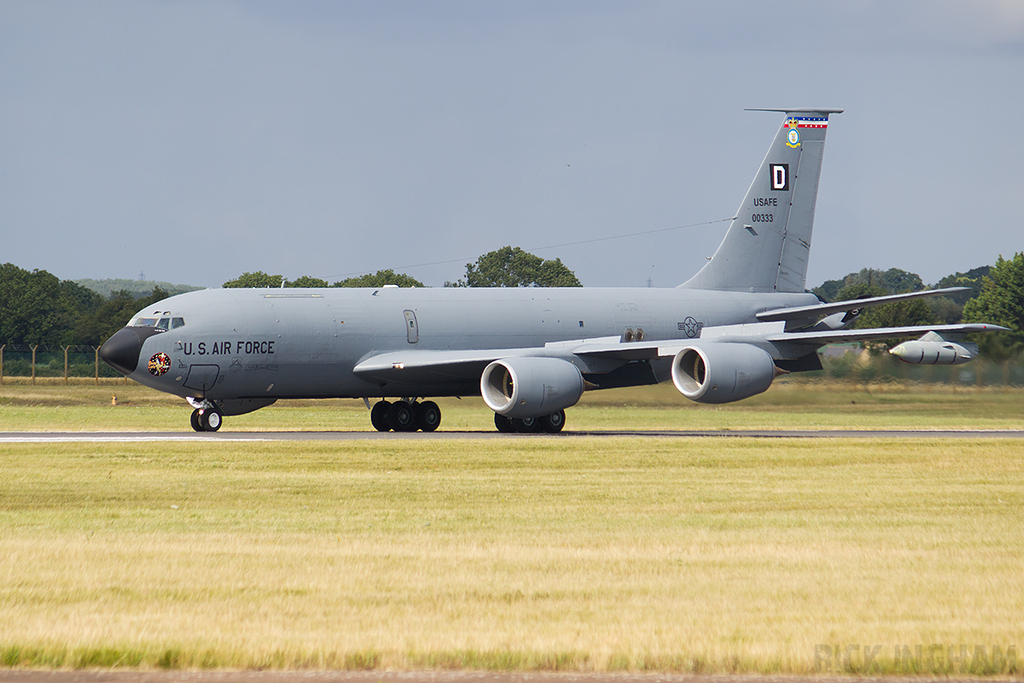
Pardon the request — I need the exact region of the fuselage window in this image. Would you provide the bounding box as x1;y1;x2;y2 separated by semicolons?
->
171;317;185;329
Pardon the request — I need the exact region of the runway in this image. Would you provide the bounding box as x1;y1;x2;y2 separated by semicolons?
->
1;428;1022;442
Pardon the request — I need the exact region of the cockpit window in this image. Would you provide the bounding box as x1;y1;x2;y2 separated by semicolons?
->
129;315;185;329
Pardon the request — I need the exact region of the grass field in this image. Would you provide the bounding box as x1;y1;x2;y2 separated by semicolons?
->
1;378;1023;432
0;383;1022;674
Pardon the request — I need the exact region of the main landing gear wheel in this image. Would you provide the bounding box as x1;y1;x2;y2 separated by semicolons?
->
494;414;516;433
494;410;567;434
513;416;541;433
387;401;418;432
416;401;441;432
190;407;223;432
370;400;392;432
540;409;566;433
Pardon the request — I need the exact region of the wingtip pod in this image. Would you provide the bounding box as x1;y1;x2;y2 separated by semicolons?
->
890;331;979;365
681;108;842;293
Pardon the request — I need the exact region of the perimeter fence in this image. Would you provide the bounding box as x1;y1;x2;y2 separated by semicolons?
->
808;348;1024;388
0;345;124;383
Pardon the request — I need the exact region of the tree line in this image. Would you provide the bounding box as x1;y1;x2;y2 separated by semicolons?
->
0;248;578;347
222;246;581;289
812;260;1024;360
1;250;1021;359
0;263;173;348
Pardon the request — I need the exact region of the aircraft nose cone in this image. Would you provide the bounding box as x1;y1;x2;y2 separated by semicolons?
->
99;327;147;375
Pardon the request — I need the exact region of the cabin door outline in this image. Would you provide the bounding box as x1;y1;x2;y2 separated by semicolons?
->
404;310;419;344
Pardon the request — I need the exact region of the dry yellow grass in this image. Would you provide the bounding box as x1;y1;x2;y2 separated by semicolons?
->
1;437;1021;673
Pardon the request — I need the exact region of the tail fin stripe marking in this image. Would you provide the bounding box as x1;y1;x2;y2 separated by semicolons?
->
793;117;829;128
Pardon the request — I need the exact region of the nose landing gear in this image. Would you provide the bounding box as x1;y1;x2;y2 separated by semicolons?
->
189;407;223;432
188;398;222;432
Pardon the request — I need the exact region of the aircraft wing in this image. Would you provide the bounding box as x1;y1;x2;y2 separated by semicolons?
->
353;348;520;383
352;341;621;384
352;320;1008;388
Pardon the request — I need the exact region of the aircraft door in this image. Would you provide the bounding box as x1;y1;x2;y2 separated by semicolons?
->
183;364;220;395
404;310;419;344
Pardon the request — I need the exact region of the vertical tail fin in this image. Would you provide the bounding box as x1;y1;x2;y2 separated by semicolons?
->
680;108;842;292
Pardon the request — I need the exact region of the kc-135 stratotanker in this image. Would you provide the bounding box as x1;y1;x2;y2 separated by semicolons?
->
100;109;1007;432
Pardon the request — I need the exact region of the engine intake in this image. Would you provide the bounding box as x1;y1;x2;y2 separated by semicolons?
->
671;343;777;404
480;356;585;418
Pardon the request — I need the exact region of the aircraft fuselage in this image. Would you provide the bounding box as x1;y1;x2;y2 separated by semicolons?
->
114;286;818;402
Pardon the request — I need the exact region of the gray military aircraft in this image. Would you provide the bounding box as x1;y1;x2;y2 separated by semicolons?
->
100;108;1007;433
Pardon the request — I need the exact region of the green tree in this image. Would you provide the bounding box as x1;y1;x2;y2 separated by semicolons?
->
935;265;991;305
924;265;992;324
814;267;924;301
286;276;329;288
74;277;201;298
60;280;104;344
812;277;845;302
75;287;172;345
334;269;425;288
445;246;581;287
223;271;284;288
0;263;101;346
963;253;1024;361
835;281;935;352
0;264;169;346
834;282;887;328
927;296;964;325
875;267;925;294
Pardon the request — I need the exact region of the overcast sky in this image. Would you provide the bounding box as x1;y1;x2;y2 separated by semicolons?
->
3;1;1022;290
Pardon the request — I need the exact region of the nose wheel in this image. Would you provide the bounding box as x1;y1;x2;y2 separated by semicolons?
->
190;406;223;432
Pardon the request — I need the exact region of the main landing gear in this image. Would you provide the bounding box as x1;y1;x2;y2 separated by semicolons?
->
367;399;568;434
494;409;566;434
369;400;441;432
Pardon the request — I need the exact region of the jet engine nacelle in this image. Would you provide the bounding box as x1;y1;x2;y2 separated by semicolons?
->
671;343;777;404
480;356;585;419
889;339;978;365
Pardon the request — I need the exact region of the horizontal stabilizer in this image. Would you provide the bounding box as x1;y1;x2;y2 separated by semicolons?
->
767;323;1007;346
757;287;969;323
